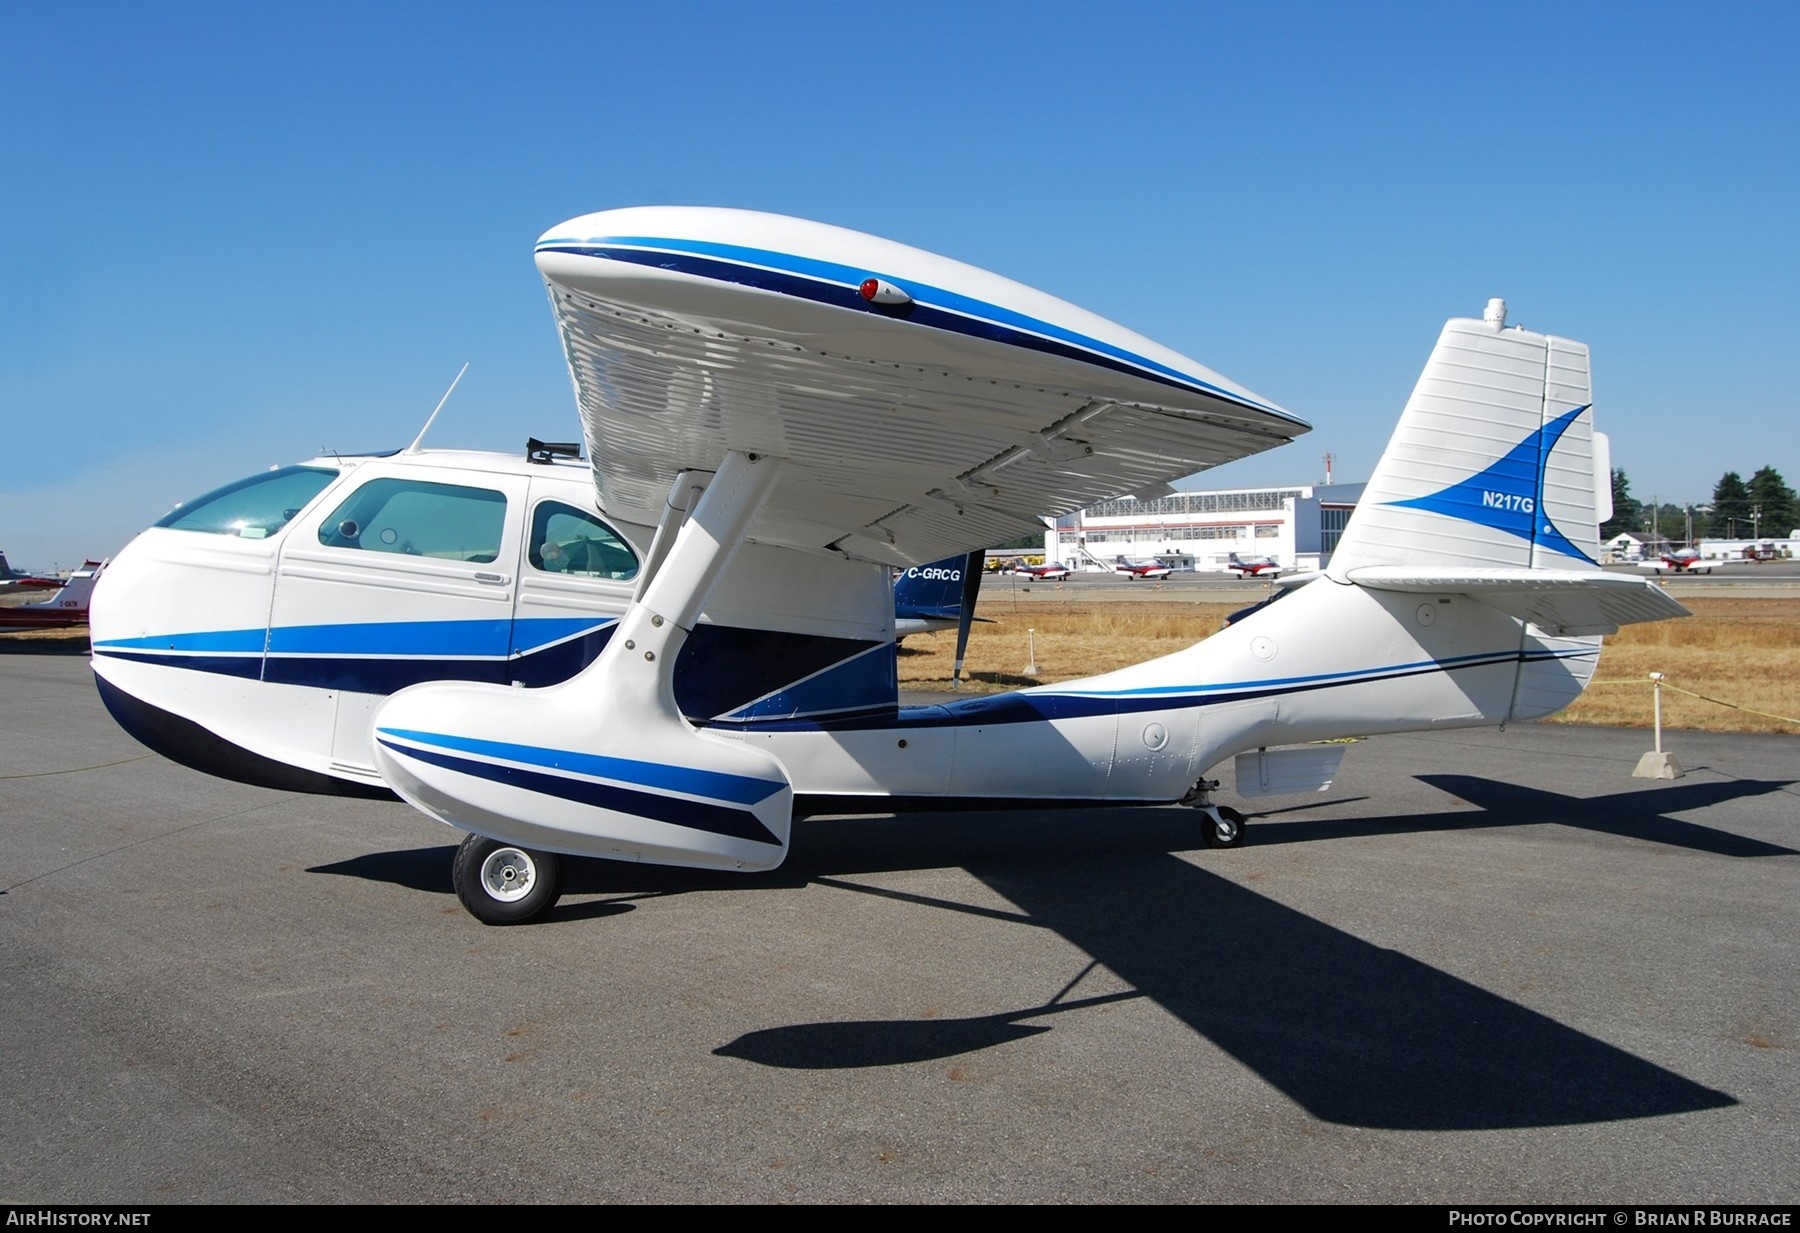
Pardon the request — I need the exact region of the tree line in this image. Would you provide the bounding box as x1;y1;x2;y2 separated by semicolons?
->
1602;467;1797;542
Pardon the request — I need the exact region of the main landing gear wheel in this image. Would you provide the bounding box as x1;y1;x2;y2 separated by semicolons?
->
453;834;563;925
1203;806;1248;849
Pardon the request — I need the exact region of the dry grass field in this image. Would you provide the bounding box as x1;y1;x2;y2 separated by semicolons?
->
900;595;1800;735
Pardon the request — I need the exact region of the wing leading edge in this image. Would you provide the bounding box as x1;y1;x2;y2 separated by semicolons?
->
536;207;1309;567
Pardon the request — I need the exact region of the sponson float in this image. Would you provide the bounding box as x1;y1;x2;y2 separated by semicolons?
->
90;207;1686;923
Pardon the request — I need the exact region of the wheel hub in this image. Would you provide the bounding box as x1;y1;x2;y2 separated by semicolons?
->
480;847;537;902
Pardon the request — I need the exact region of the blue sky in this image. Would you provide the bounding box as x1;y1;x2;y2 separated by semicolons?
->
4;2;1795;567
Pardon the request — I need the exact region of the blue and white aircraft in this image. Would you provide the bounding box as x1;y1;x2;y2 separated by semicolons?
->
89;209;1687;924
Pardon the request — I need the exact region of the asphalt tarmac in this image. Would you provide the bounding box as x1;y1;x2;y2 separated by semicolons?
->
2;645;1795;1204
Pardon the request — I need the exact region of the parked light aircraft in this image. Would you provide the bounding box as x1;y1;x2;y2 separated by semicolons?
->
88;209;1687;925
1013;561;1072;581
1659;548;1712;574
0;559;107;630
1113;557;1174;581
1226;552;1282;578
1639;547;1743;575
0;550;60;591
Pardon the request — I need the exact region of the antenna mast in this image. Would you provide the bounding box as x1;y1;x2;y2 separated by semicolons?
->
405;363;470;455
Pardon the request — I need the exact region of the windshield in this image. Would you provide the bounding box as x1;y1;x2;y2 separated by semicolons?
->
156;466;340;539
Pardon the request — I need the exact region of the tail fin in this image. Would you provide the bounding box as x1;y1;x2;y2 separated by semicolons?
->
893;553;981;630
894;551;984;687
1330;300;1606;575
50;560;108;608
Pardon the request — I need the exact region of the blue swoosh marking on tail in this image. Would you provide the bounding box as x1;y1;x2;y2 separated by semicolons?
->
1385;406;1596;564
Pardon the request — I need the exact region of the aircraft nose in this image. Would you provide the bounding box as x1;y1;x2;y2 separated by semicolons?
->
85;539;142;642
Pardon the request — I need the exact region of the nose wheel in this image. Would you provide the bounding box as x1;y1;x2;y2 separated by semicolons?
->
453;834;563;925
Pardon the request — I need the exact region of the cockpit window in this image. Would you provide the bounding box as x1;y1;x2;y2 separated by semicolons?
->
528;501;639;581
156;466;340;539
317;478;506;563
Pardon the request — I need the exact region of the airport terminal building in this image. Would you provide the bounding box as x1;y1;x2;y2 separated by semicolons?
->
1044;482;1367;573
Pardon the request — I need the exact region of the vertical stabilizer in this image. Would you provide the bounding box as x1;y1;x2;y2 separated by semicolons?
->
1330;304;1602;574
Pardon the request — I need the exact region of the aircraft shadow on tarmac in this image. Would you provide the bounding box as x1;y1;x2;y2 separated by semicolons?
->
310;773;1787;1130
1258;774;1799;859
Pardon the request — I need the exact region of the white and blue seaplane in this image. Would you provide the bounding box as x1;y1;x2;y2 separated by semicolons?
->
89;207;1687;924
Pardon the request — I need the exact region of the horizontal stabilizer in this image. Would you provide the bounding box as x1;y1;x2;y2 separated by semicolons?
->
1345;566;1689;635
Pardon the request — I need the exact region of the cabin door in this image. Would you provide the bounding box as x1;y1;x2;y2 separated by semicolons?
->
267;464;530;776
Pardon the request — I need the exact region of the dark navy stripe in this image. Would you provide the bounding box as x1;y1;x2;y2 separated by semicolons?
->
378;738;781;846
1058;646;1568;698
717;648;1594;734
95;646;522;692
379;728;784;806
261;654;513;692
540;244;1291;420
94;622;878;718
88;651;265;681
93;632;616;693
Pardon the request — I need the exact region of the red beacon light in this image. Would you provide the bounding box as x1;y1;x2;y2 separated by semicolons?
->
858;278;912;306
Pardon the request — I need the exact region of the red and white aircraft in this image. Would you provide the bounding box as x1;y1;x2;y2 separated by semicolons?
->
1226;552;1281;578
1113;557;1172;580
1013;561;1072;581
0;559;107;630
1638;547;1744;575
1657;548;1713;574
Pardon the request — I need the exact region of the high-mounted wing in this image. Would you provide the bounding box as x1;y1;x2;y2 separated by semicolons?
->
536;208;1309;568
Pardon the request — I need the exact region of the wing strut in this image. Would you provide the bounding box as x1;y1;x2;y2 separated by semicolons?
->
372;450;801;870
951;550;982;690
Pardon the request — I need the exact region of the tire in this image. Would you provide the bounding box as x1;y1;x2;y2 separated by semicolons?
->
1204;806;1248;849
453;834;563;925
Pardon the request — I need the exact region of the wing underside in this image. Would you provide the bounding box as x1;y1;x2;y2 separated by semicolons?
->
537;209;1309;568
